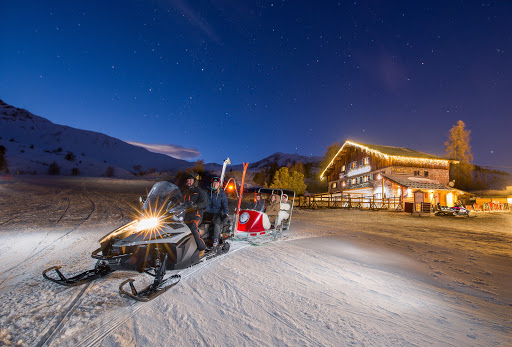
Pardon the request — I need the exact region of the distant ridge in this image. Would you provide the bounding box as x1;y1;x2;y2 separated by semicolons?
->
0;99;321;178
0;99;191;177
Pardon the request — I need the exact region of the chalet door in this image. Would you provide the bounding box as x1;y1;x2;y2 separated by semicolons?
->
414;191;424;212
414;191;424;203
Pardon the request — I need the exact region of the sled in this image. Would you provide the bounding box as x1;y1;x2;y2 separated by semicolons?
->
234;188;295;242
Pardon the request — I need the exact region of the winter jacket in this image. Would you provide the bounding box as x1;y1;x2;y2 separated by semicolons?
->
183;185;207;217
252;199;265;212
266;194;281;223
206;188;229;215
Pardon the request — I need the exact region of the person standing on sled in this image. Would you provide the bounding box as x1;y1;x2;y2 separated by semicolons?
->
205;177;228;249
182;172;208;256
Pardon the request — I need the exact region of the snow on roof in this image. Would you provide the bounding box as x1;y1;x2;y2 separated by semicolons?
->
320;141;453;180
382;174;462;192
355;142;447;160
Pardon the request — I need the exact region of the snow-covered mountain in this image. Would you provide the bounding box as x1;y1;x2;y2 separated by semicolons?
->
231;152;322;172
0;100;191;177
0;99;323;178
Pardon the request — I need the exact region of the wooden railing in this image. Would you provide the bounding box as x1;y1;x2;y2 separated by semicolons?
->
297;193;405;211
472;202;510;212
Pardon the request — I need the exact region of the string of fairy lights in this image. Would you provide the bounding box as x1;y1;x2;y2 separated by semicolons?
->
320;141;454;180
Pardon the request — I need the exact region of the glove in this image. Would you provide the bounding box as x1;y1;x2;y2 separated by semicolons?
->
183;200;195;209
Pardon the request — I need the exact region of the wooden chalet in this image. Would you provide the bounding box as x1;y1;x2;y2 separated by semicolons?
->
320;141;464;208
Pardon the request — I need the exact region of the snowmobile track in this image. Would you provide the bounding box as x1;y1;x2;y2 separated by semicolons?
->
33;282;92;347
0;191;96;283
53;195;71;225
214;274;323;346
29;193;71;259
74;244;250;347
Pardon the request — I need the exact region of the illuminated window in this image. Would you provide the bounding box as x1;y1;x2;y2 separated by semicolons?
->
341;165;345;172
342;181;346;187
363;157;370;165
331;182;337;189
352;178;356;185
363;175;368;182
351;161;357;169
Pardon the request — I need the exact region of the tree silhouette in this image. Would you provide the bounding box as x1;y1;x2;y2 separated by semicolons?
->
445;120;475;190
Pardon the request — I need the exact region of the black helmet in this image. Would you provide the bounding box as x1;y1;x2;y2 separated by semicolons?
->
185;171;200;182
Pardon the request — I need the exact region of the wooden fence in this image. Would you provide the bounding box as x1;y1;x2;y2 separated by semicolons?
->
297;193;405;211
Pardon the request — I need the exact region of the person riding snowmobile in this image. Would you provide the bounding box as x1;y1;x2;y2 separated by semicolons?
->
182;172;208;255
204;177;228;249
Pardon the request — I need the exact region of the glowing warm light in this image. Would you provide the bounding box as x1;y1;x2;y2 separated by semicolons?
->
320;140;454;180
377;173;382;180
346;165;371;177
446;192;454;207
137;217;161;231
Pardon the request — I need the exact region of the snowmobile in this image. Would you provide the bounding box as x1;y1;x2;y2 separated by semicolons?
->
434;202;470;217
235;188;295;240
43;181;231;301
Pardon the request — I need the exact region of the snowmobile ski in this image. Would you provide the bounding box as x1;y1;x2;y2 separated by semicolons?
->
42;263;113;287
119;274;181;302
119;254;181;302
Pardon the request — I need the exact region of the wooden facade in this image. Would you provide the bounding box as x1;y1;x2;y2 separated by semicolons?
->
320;141;462;207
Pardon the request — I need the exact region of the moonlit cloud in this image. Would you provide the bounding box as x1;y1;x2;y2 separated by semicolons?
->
127;141;200;160
170;0;221;43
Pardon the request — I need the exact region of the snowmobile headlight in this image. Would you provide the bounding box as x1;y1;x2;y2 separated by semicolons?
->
137;217;161;231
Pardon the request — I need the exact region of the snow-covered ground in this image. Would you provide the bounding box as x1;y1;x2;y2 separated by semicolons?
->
0;177;511;346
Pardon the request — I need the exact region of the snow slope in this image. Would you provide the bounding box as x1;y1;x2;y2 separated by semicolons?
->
0;100;190;177
0;177;510;346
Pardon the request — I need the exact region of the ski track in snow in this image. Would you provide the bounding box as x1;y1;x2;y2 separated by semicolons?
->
0;179;511;346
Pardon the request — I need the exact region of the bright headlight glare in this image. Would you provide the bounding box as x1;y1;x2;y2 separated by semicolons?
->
137;217;161;231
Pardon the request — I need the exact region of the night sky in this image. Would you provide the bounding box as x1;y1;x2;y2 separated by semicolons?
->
1;1;511;171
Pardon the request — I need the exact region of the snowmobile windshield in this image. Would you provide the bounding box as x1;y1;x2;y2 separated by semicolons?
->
143;181;182;213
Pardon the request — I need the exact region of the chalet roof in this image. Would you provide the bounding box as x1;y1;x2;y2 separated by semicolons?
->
320;140;453;180
355;142;446;160
382;174;460;192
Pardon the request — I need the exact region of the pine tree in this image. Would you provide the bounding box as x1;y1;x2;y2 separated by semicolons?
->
0;145;7;172
445;120;473;162
192;159;205;174
48;161;60;175
290;161;305;176
321;141;342;172
445;120;475;190
270;167;307;195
